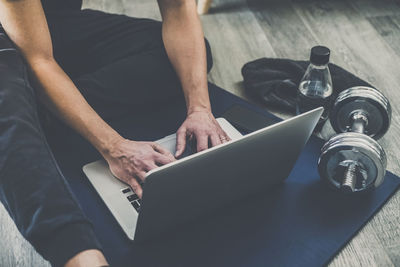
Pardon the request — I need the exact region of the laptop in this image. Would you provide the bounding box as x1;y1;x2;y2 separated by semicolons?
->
83;107;323;241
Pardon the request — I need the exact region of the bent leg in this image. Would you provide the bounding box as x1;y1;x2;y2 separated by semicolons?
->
74;46;185;120
0;32;101;266
47;10;213;121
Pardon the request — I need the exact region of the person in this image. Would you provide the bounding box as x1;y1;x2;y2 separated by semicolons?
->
0;0;230;266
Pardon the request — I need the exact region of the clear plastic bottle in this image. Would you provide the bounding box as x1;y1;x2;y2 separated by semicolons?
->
296;46;333;129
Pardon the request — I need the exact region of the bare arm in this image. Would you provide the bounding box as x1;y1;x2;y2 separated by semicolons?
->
158;0;210;114
157;0;230;156
0;0;175;200
0;0;175;263
0;0;121;158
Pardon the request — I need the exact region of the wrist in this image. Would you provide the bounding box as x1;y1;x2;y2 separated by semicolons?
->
97;132;125;160
184;85;211;115
187;104;211;115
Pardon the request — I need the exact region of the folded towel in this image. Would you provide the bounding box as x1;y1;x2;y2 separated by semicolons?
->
241;58;372;113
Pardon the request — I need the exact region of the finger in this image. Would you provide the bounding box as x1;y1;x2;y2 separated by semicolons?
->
154;153;175;166
221;131;231;143
210;134;222;147
152;143;174;159
136;171;147;183
175;128;187;158
196;133;209;152
128;178;143;198
144;162;158;172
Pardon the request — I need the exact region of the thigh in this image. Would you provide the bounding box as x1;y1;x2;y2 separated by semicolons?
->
46;9;213;121
73;48;184;121
0;31;67;204
0;31;94;258
47;9;166;78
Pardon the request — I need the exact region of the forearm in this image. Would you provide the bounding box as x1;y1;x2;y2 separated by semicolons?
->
29;57;123;156
159;0;211;114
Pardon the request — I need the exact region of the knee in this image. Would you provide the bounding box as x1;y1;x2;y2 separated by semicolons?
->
204;38;213;73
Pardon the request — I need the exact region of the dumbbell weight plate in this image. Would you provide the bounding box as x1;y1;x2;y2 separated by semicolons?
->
330;86;391;139
318;132;387;192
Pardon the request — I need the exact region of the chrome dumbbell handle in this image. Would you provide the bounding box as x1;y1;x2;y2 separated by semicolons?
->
341;163;357;193
339;112;368;192
349;111;368;134
319;132;387;192
330;86;391;139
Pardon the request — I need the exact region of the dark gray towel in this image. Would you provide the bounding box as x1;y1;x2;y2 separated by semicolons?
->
241;58;372;113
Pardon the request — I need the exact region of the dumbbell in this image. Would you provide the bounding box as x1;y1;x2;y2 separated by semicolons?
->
318;86;391;193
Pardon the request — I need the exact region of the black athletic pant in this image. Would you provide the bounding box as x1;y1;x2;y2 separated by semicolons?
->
0;9;212;266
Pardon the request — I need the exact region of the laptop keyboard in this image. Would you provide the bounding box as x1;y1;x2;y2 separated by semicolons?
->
121;187;141;212
120;141;197;213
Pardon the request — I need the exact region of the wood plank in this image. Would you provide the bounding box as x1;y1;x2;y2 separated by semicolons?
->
391;15;400;27
291;0;400;171
247;0;319;60
0;204;50;267
369;194;400;266
245;0;323;119
291;0;400;266
83;0;161;19
329;225;394;267
2;0;400;266
368;15;400;57
200;0;277;99
349;0;400;18
83;0;125;14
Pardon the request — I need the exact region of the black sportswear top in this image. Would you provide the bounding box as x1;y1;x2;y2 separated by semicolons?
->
41;0;82;12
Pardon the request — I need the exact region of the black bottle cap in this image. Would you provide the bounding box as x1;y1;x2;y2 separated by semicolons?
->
310;46;330;65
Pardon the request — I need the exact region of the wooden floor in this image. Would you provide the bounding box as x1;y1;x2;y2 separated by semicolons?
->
1;0;399;266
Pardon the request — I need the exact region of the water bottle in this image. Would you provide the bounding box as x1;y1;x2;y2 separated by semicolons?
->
297;46;333;129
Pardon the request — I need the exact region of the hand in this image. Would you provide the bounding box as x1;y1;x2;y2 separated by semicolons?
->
175;109;231;157
64;249;108;267
104;139;175;198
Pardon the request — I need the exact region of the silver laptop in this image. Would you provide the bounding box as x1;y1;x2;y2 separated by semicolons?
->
83;107;323;241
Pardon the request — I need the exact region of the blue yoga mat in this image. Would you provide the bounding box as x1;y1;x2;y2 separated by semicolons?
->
48;83;400;267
